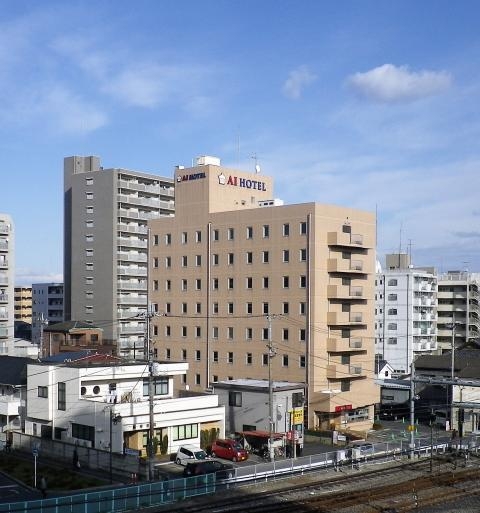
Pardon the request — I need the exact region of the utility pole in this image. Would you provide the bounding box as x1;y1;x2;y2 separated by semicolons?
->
409;360;415;459
146;303;156;481
448;313;457;431
267;314;276;462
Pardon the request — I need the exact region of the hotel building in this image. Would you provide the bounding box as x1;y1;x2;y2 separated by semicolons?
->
148;157;379;430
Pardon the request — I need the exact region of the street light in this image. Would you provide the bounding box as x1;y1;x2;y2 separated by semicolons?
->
109;409;122;483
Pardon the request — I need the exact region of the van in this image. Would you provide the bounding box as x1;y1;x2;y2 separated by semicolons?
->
175;445;208;466
211;439;248;462
346;441;375;458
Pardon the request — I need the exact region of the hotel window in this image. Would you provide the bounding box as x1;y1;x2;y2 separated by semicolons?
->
86;234;94;242
165;348;171;360
299;329;306;342
212;278;219;290
195;279;202;290
181;326;187;337
165;326;171;337
299;302;306;315
228;352;234;364
195;374;201;386
263;302;269;314
153;234;159;246
196;255;202;266
282;328;289;341
246;277;253;289
86;192;93;200
262;354;269;366
246;302;253;314
165;233;171;245
300;248;307;261
165;279;171;290
246;226;253;239
86;206;93;214
246;327;253;340
299;355;306;368
213;254;219;265
195;350;201;361
263;225;270;238
300;221;307;234
181;303;187;314
195;230;202;243
228;253;234;265
165;303;171;314
282;302;289;314
246;252;253;264
300;275;307;288
283;276;290;288
85;249;93;258
153;280;159;291
182;349;187;360
181;279;187;291
196;302;202;314
213;302;219;314
165;256;171;268
263;276;269;289
262;328;269;340
86;263;93;271
227;277;234;289
262;251;269;263
86;177;93;185
227;302;234;314
213;229;219;241
246;353;253;365
282;355;289;367
181;232;187;244
195;326;201;337
228;228;234;240
212;326;219;339
182;255;188;267
213;351;219;363
283;223;290;236
283;250;290;263
227;327;234;339
153;257;159;268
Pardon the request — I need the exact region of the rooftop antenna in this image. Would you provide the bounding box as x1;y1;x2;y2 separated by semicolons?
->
398;222;403;268
251;153;261;173
408;239;413;265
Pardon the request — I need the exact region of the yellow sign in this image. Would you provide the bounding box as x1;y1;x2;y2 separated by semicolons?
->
407;425;415;432
291;408;304;425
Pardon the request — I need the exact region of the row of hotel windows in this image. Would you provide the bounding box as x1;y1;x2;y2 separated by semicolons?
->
153;325;307;342
153;275;308;292
153;249;308;269
153;222;308;246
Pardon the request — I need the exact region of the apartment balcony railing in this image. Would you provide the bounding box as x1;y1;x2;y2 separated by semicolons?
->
118;324;146;335
0;224;9;234
327;337;363;352
327;311;364;326
327;258;365;274
326;363;364;379
117;296;148;306
0;260;8;268
327;232;366;247
0;294;7;303
0;312;8;320
118;180;162;194
117;282;147;291
117;238;148;249
118;224;149;235
117;252;148;263
0;327;8;337
118;267;148;277
118;195;161;209
327;285;364;299
0;241;8;250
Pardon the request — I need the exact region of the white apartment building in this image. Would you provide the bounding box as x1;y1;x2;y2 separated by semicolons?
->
63;156;175;359
0;215;14;355
25;355;225;456
31;283;64;345
437;271;480;352
375;254;437;375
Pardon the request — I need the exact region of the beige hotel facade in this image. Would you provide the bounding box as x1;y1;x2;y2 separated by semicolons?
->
149;157;379;430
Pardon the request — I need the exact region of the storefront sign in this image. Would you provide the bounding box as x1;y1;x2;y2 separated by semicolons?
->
335;404;353;413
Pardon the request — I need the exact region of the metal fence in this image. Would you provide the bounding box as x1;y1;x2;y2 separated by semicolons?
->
2;438;479;513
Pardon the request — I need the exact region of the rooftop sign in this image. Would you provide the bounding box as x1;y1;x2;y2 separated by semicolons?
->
218;173;267;191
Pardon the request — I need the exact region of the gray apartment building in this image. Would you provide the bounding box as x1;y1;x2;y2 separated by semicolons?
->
0;214;14;355
63;156;174;359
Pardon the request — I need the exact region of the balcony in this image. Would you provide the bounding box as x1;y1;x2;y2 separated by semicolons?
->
118;180;162;194
0;260;8;268
117;296;148;306
326;364;364;379
327;311;365;326
0;395;22;416
118;267;148;277
0;241;8;251
117;252;148;263
327;285;364;299
118;194;161;209
117;237;148;249
117;282;147;291
118;324;145;335
327;337;363;352
0;312;8;320
0;327;8;337
118;224;148;235
327;231;367;248
327;258;365;274
0;224;9;234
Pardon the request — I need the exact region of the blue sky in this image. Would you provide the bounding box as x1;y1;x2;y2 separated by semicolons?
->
2;1;480;285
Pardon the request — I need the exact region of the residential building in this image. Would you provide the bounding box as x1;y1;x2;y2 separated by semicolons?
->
41;320;113;357
437;271;480;353
31;283;64;345
63;156;175;359
0;356;31;436
375;253;437;376
0;214;14;355
149;156;379;430
14;286;32;324
25;354;225;456
213;379;305;440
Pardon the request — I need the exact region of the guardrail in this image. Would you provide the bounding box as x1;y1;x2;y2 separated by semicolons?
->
2;438;480;513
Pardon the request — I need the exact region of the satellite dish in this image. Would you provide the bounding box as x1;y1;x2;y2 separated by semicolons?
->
255;164;261;174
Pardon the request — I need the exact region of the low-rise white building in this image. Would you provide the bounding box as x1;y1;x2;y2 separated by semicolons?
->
25;354;225;456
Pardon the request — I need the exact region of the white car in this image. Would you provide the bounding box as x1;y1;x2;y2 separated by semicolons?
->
175;445;208;466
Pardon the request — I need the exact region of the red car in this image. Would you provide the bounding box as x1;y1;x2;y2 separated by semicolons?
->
211;439;248;462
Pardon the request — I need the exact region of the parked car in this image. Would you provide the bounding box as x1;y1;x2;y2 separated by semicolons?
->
211;439;249;462
175;445;208;466
183;460;235;480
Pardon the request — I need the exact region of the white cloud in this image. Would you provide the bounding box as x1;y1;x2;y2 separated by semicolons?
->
347;64;452;103
15;269;63;287
283;66;317;100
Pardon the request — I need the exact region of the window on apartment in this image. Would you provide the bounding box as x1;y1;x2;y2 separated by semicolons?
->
227;302;234;314
213;229;219;241
165;256;171;268
86;192;93;200
246;327;253;340
227;277;234;290
246;277;253;289
246;302;253;314
195;230;202;243
246;226;253;239
213;302;219;314
196;302;202;314
165;325;171;336
181;232;187;244
153;234;159;246
388;294;398;301
282;355;289;367
262;354;269;366
283;223;290;237
213;253;219;265
263;225;270;238
227;327;234;340
388;279;398;286
282;302;289;315
152;325;158;336
86;234;94;242
195;279;202;290
388;308;397;315
300;248;307;262
182;255;188;267
283;328;289;341
58;382;66;411
246;353;253;365
143;377;168;396
300;275;307;288
213;351;219;363
86;263;93;271
195;326;201;338
388;337;398;345
195;255;202;266
228;253;234;265
300;221;307;235
228;352;234;364
153;280;159;291
229;391;242;406
212;326;219;339
262;251;269;263
165;348;171;360
299;355;306;368
195;374;201;386
85;177;93;185
263;276;269;289
246;252;253;264
228;228;234;240
283;250;290;263
212;278;219;290
166;279;171;291
263;302;269;315
153;257;159;268
195;350;201;361
85;248;94;258
86;206;94;214
38;386;48;398
262;328;269;340
388;323;397;330
182;279;187;291
181;349;187;361
181;326;187;337
300;302;306;315
181;303;187;314
299;329;306;342
165;233;171;245
341;354;350;365
283;276;290;288
341;380;351;392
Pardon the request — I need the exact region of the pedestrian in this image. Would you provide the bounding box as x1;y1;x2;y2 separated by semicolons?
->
39;476;47;499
